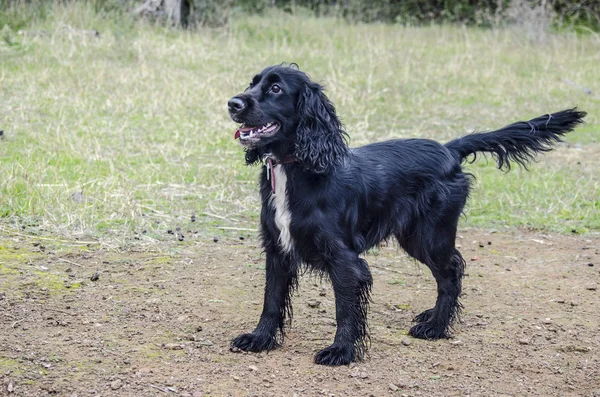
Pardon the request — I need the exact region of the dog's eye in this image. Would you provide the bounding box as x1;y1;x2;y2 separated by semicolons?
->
271;84;281;94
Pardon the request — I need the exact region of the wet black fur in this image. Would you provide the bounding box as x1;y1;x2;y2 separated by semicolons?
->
228;64;586;366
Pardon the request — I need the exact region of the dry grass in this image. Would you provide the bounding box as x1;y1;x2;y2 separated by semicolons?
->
0;3;599;246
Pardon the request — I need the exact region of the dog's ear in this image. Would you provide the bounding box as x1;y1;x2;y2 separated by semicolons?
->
295;82;348;174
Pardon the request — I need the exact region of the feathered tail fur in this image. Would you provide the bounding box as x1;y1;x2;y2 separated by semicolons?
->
445;108;587;170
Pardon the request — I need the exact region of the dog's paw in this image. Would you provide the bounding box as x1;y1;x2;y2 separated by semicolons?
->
314;343;356;366
230;332;278;353
408;322;450;340
412;308;435;323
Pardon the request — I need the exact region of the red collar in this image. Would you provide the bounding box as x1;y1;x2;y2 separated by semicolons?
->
263;154;297;193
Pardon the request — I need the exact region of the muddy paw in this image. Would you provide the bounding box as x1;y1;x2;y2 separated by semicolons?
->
408;322;450;340
314;343;356;366
230;332;278;353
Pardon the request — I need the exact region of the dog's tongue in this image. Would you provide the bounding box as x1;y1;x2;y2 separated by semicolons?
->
234;125;255;140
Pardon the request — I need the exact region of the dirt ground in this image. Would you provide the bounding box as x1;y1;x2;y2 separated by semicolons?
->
1;229;599;397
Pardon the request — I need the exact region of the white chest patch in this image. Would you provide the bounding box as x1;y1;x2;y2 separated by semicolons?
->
270;165;294;253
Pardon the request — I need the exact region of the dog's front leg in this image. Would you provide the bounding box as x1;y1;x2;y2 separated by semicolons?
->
314;253;372;366
231;248;297;353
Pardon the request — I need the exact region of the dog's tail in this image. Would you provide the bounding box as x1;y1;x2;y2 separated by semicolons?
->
445;108;586;170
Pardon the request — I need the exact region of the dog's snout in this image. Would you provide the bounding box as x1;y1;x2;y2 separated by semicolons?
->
228;97;246;114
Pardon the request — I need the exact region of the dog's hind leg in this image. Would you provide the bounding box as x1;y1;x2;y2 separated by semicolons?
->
231;249;298;352
314;252;372;366
397;223;465;340
409;247;465;339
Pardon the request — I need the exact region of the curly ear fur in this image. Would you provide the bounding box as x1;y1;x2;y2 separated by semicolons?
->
295;82;349;173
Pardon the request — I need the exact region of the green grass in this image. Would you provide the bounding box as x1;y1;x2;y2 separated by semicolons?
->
0;3;599;245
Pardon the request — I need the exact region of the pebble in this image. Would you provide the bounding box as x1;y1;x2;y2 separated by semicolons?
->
570;300;579;306
518;338;530;345
401;338;411;346
163;343;183;350
586;285;597;291
542;318;552;324
90;272;99;282
193;392;203;397
248;365;258;372
306;299;321;308
389;383;399;391
195;339;213;347
110;379;123;390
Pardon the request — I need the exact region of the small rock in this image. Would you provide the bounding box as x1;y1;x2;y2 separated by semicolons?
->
196;325;203;332
248;365;258;372
90;272;99;282
389;383;399;391
192;392;203;397
163;343;183;350
556;299;565;304
70;191;86;203
587;263;594;267
542;318;552;324
178;234;184;242
213;237;219;243
145;298;161;305
470;256;479;261
195;338;213;347
306;299;321;308
39;265;49;272
574;346;591;353
110;379;122;390
586;285;597;291
401;338;411;346
7;381;14;393
518;338;530;345
570;300;579;306
450;340;463;345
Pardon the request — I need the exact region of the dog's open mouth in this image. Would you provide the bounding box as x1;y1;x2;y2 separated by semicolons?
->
234;122;280;142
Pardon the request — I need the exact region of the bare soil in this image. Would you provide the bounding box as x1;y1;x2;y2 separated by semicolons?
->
1;229;599;397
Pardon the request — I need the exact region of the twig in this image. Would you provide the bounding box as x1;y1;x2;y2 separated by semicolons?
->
148;384;169;393
57;257;83;267
203;212;236;222
32;304;77;316
369;263;404;274
0;227;99;245
12;318;26;328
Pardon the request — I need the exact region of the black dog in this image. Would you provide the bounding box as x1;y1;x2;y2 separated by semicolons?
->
227;63;585;366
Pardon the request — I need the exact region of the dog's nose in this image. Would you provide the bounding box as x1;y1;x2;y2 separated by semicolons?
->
228;97;246;114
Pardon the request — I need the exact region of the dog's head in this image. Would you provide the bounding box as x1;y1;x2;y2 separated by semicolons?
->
228;64;348;173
